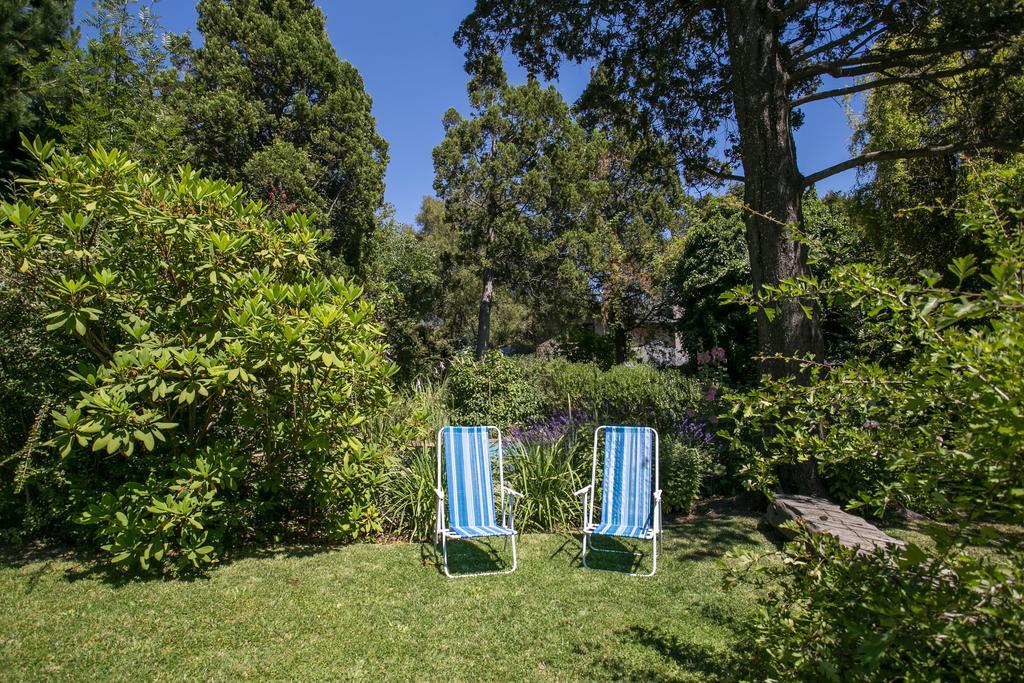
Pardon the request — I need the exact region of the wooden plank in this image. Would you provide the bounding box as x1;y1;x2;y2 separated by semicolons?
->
766;494;905;554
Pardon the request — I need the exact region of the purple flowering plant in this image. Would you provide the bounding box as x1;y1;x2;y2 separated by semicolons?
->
509;409;593;446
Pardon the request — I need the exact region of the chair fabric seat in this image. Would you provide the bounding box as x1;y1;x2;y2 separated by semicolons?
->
448;524;515;539
586;521;653;540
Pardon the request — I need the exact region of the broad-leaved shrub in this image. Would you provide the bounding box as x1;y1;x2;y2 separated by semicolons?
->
723;158;1024;678
446;351;542;429
0;140;396;572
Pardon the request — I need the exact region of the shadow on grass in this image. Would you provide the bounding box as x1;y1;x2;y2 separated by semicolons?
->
666;517;784;563
581;535;653;575
549;533;583;563
425;536;517;577
0;543;80;569
597;625;743;681
0;541;348;589
65;544;348;586
0;544;143;591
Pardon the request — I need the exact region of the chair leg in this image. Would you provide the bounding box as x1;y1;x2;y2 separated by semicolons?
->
580;533;658;577
441;533;452;578
440;534;518;578
648;533;658;577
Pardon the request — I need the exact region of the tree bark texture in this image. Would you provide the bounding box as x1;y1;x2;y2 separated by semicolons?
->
725;0;826;495
474;266;494;360
614;325;628;365
725;0;825;383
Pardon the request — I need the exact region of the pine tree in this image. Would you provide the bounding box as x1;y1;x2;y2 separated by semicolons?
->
0;0;72;182
179;0;388;272
433;55;586;358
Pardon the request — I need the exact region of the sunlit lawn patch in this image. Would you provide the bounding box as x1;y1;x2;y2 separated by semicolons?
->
1;515;778;681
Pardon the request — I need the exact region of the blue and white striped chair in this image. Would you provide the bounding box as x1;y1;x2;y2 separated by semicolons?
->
575;426;662;576
434;426;523;578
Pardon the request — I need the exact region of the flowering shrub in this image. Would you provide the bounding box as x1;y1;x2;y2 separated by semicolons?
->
669;417;714;445
508;409;593;445
0;141;396;572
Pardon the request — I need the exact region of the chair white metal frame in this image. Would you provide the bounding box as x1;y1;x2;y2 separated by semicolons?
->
434;425;523;578
575;425;662;577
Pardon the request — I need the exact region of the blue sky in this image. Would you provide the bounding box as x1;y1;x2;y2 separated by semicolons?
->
74;1;863;226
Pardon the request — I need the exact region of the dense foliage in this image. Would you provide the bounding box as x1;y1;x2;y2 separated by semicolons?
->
724;160;1024;678
27;0;185;173
455;0;1024;393
0;142;396;571
0;0;72;181
525;357;704;431
446;351;542;430
660;440;711;515
671;197;755;381
852;32;1024;279
505;436;588;532
559;93;687;364
433;54;586;358
177;0;388;271
739;530;1024;681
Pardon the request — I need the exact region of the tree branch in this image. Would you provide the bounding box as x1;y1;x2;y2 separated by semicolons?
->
774;0;814;25
794;40;999;81
791;17;886;66
689;163;744;183
789;63;990;108
802;141;1024;186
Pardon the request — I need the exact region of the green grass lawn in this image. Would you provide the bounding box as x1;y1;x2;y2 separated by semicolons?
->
1;514;779;681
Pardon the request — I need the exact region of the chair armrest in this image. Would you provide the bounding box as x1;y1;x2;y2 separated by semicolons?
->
653;489;662;501
574;484;592;497
435;487;445;500
502;486;524;499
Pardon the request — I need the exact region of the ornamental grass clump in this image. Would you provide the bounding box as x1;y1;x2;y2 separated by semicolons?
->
0;140;396;573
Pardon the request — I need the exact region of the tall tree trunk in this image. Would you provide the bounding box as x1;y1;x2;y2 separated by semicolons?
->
613;325;628;365
474;266;494;360
725;0;825;495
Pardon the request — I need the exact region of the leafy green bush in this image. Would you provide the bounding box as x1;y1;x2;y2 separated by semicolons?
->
734;529;1024;682
554;325;619;368
446;351;542;429
661;440;711;515
445;354;704;436
0;141;396;572
0;285;86;542
670;198;756;382
723;158;1024;675
725;166;1024;515
526;357;703;430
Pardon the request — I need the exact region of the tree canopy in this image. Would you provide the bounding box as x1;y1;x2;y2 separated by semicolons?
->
456;0;1024;385
433;55;586;358
177;0;388;272
0;0;72;182
26;0;184;172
